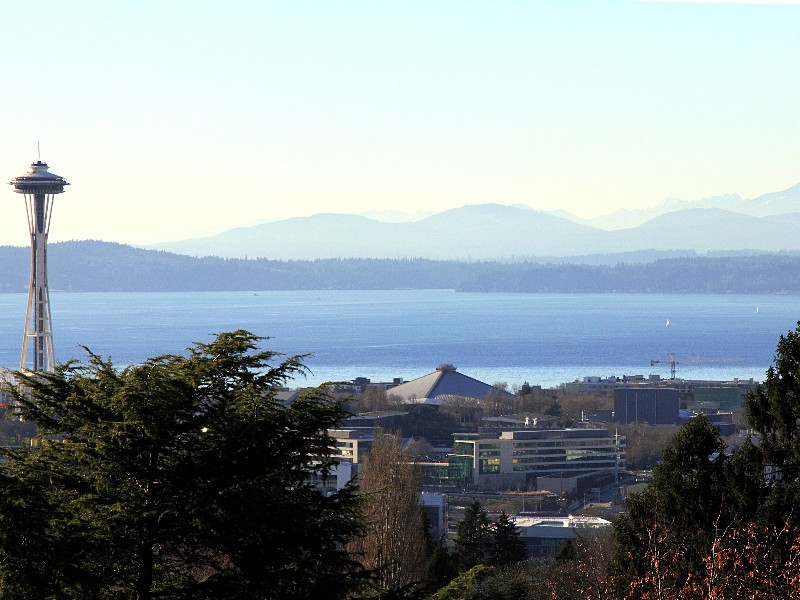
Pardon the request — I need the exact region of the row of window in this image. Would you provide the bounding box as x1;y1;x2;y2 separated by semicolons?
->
511;453;617;464
511;448;620;457
510;439;623;449
478;457;623;474
511;461;618;472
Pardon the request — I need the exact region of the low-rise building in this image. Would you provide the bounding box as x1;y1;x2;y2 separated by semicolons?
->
329;428;375;465
688;384;751;413
513;515;612;556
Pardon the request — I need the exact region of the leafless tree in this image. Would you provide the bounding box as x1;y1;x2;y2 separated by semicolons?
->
349;433;428;596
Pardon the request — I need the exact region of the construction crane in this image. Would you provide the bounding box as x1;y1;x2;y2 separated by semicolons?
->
651;352;677;379
650;353;744;380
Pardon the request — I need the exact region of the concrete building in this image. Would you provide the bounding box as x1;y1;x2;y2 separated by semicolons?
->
513;515;612;556
310;429;377;495
688;385;750;413
329;428;375;465
421;492;446;540
450;428;625;491
566;374;757;415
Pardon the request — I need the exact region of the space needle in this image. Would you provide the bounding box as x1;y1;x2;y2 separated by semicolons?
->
9;159;69;373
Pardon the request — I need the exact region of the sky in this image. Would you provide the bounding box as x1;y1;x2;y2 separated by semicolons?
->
0;0;798;246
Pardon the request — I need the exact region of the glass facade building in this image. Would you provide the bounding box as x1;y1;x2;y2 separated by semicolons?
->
450;429;625;491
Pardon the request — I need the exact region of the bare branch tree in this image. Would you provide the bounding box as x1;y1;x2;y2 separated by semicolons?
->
349;433;428;596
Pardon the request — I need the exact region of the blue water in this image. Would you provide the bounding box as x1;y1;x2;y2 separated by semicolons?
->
0;290;797;388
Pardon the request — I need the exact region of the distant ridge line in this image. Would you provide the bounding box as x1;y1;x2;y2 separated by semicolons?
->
0;241;796;294
146;188;800;260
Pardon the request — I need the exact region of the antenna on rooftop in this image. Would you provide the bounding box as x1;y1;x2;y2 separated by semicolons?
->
37;141;41;161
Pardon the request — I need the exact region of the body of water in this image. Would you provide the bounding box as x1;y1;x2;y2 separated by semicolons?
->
0;290;797;389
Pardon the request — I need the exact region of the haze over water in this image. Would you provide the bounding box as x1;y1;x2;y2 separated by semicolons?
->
0;290;794;389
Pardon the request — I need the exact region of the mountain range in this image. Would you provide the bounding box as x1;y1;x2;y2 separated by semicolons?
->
148;183;800;260
550;183;800;229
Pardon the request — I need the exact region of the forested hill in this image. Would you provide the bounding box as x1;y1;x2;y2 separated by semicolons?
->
0;240;799;293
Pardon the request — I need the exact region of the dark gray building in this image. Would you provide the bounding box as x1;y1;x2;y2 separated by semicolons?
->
614;387;679;425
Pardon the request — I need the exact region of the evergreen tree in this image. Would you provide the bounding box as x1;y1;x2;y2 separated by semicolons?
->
489;512;527;566
611;414;729;596
607;324;800;598
426;565;495;600
746;321;800;506
0;331;365;600
454;500;491;572
425;536;458;594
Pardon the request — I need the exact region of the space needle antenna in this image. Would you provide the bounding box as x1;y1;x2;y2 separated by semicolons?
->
9;157;69;373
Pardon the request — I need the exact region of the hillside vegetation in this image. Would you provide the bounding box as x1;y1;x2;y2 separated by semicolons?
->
0;241;798;293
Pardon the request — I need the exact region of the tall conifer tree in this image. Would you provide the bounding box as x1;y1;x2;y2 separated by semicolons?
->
454;500;491;572
0;331;365;600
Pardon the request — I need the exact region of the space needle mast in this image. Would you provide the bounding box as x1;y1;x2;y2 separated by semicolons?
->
9;159;69;373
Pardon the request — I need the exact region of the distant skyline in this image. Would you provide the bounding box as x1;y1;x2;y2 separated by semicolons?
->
0;0;798;246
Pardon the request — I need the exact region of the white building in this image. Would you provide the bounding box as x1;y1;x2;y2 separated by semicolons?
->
513;515;612;556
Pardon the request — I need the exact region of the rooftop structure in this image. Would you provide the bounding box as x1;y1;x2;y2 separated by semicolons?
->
388;364;513;405
512;515;612;556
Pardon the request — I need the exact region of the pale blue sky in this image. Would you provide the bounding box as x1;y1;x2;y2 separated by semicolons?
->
1;0;798;245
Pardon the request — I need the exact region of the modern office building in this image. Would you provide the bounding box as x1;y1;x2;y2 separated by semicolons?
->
450;428;625;491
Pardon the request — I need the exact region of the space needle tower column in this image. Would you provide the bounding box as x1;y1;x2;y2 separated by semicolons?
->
9;160;69;373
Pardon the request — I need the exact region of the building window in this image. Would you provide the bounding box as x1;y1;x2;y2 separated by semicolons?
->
479;458;501;474
453;442;475;456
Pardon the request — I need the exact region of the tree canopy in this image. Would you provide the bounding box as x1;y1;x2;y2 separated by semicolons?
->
454;501;492;573
488;513;527;567
611;322;800;598
0;330;365;600
747;322;800;485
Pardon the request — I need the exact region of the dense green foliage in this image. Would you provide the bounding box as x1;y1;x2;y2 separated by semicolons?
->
488;513;527;567
611;415;731;592
454;501;492;572
453;501;527;574
0;331;365;600
425;564;529;600
747;324;800;484
426;565;497;600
